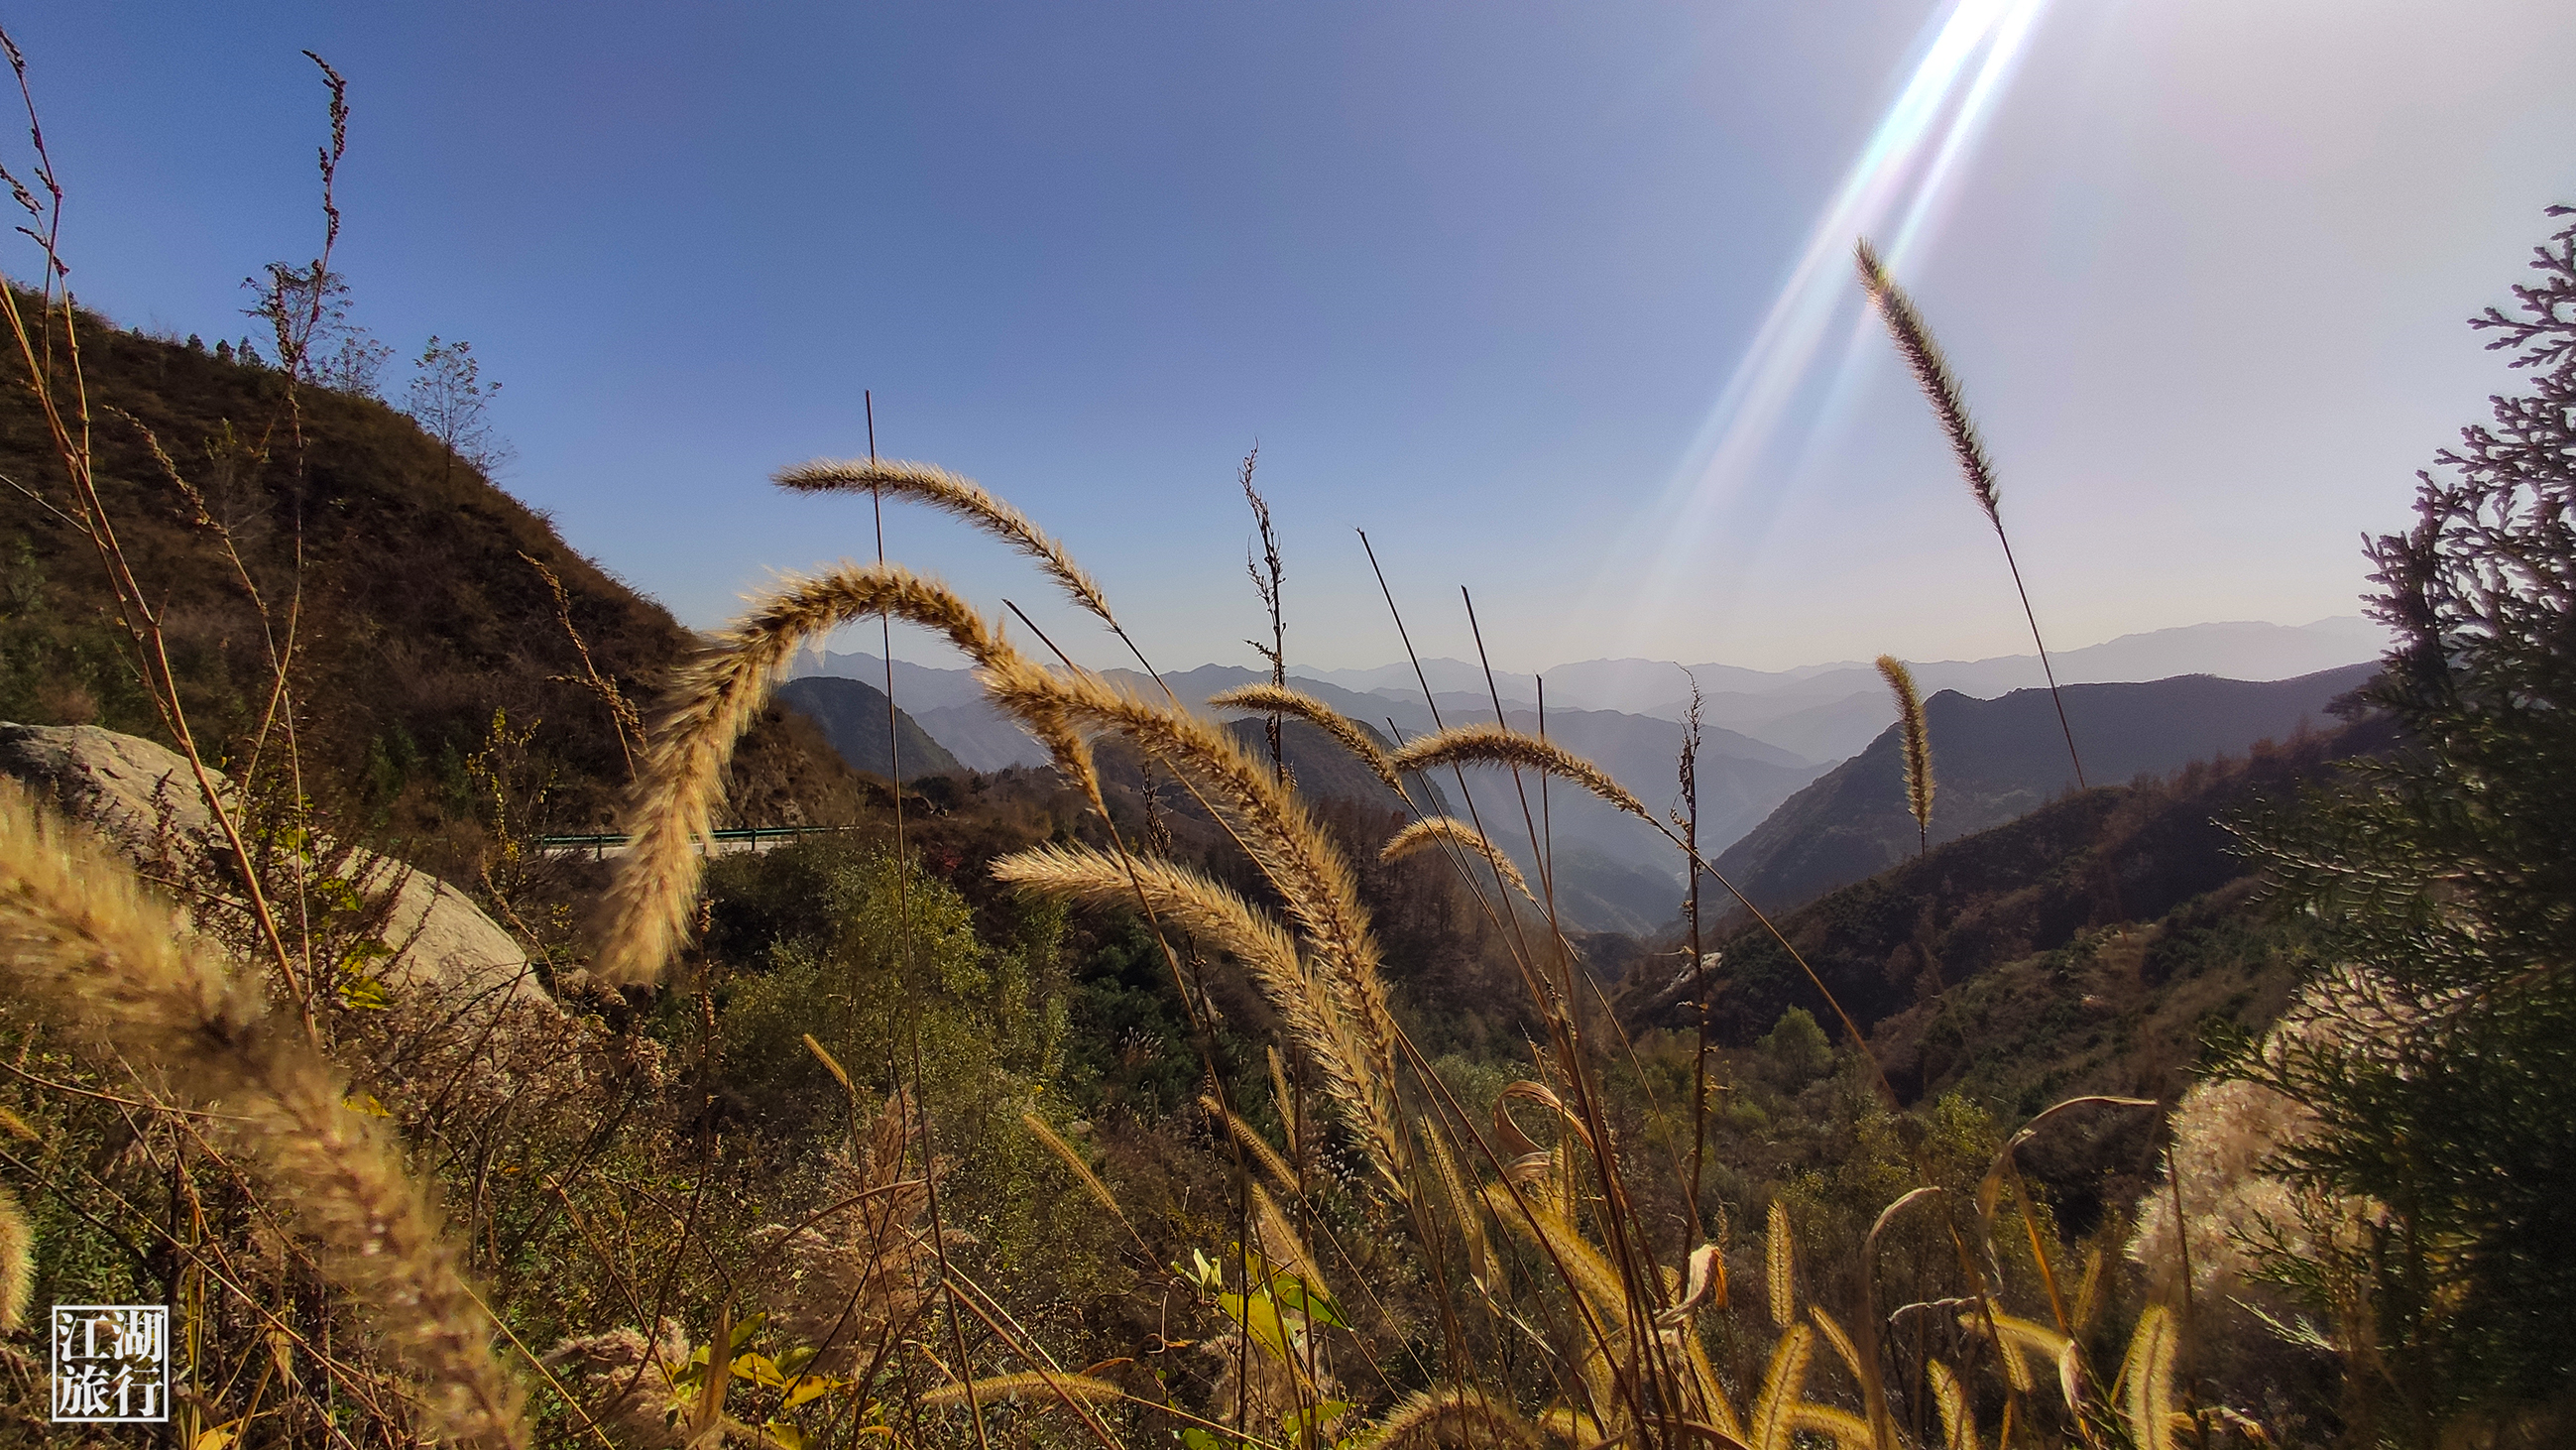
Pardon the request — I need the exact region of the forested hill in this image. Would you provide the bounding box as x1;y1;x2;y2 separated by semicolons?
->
1707;665;2376;915
1629;709;2392;1098
776;675;965;782
0;302;861;867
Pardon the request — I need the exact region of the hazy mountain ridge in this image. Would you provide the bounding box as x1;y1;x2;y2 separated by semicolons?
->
1707;664;2379;916
789;624;2379;933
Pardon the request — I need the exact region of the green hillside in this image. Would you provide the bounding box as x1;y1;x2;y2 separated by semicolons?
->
0;301;862;866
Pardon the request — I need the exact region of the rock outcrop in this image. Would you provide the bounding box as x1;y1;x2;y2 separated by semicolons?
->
0;721;541;1004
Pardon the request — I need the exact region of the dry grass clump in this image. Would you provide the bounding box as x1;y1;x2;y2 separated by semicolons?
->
608;452;2259;1450
758;1090;952;1372
0;782;524;1446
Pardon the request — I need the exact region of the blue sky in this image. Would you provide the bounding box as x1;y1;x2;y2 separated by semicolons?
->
15;3;2576;672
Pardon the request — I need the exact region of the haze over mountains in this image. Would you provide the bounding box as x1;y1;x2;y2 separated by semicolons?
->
786;618;2385;932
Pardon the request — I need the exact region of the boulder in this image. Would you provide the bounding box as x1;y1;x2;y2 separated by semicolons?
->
0;721;542;1004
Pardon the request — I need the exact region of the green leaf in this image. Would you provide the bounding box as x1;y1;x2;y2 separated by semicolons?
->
1270;1275;1347;1330
337;975;393;1011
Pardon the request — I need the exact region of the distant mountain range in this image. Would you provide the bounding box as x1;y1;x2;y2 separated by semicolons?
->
783;620;2388;933
799;616;2384;767
1706;664;2379;915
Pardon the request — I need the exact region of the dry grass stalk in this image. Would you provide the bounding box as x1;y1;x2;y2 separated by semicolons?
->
0;783;524;1445
1855;238;2087;790
1388;725;1649;820
1357;1386;1547;1448
773;457;1118;628
1875;655;1934;857
0;1182;29;1332
1197;1092;1299;1198
1380;816;1534;905
1209;683;1403;793
523;550;644;782
992;841;1393;1181
596;562;1088;985
1237;447;1289;783
978;668;1410;1184
917;1372;1124;1409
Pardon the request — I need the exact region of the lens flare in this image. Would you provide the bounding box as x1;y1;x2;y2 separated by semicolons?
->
1603;0;2056;647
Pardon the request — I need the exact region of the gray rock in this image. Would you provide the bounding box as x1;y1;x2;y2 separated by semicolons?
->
0;721;542;1004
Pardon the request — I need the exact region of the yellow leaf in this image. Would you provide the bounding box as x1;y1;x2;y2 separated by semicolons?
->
783;1374;846;1408
193;1423;242;1450
341;1092;392;1118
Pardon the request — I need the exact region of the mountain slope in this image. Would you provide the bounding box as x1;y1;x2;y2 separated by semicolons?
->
1709;665;2376;915
1626;711;2398;1085
0;304;864;860
774;676;965;782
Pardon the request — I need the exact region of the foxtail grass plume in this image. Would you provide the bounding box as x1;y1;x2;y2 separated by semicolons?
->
1198;1093;1299;1197
1930;1360;1974;1450
1857;238;2088;790
1388;724;1649;820
1855;238;1999;530
977;667;1411;1181
1208;683;1403;793
1020;1111;1130;1234
916;1372;1123;1411
1381;815;1535;906
1766;1199;1796;1331
1361;1387;1546;1449
2122;1303;2179;1450
993;841;1399;1186
1875;655;1934;856
0;784;525;1446
597;562;1090;985
1749;1323;1816;1450
774;458;1118;629
0;1183;28;1332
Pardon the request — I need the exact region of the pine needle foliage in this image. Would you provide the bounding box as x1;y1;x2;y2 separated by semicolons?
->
2220;205;2576;1441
